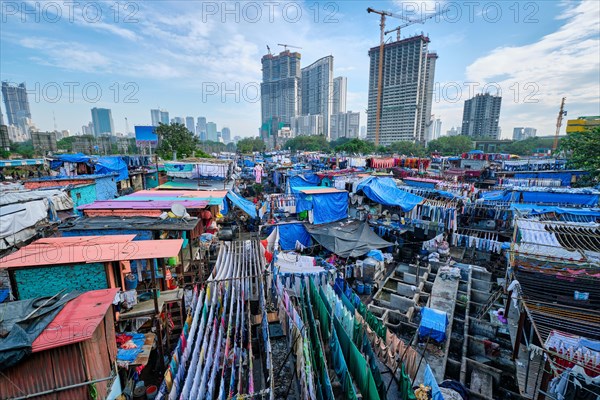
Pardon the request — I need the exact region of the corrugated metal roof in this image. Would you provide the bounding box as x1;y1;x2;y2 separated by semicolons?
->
0;236;183;268
32;288;118;352
127;189;228;198
298;187;347;194
77;199;209;210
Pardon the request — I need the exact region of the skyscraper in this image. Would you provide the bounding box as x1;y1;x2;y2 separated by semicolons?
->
461;93;502;139
172;117;184;125
91;107;114;136
367;35;436;146
160;110;170;125
332;76;347;115
330;111;360;140
1;82;31;127
221;127;231;143
185;117;195;133
301;56;334;138
196;117;207;137
260;50;302;144
150;109;161;126
206;122;217;141
512;127;537;141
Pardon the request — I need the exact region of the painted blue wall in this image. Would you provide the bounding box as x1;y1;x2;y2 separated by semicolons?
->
70;184;97;216
95;175;118;200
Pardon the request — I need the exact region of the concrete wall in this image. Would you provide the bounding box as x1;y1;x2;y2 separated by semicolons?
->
12;263;108;299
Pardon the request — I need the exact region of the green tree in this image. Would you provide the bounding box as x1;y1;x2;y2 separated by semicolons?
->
387;141;427;157
225;142;236;152
10;140;34;158
155;123;200;160
284;135;329;152
199;140;226;154
427;135;473;155
560;126;600;182
329;137;351;149
499;137;556;156
237;137;265;153
334;138;375;154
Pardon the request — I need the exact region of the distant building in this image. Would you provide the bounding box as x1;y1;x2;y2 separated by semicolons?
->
513;127;537;141
1;82;31;127
301;56;334;139
446;126;461;136
91;107;114;136
221;127;231;143
196;117;207;137
291;114;323;137
31;131;58;154
82;122;95;136
367;36;436;145
332;76;347;116
427;118;442;142
160;110;169;125
330;111;360;140
206;122;217;141
360;126;367;138
261;50;302;144
150;109;161;126
171;117;184;125
185;116;195;133
566;116;600;133
233;136;241;143
461;93;502;139
72;136;96;153
0;125;10;150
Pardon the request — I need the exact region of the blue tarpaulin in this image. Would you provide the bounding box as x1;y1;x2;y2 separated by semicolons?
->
357;177;423;212
404;179;437;189
243;159;255;167
57;153;92;163
94;156;129;181
482;189;599;206
424;364;443;400
278;223;311;250
296;191;348;224
419;307;448;343
513;171;588;186
511;203;600;217
226;190;258;218
287;173;321;193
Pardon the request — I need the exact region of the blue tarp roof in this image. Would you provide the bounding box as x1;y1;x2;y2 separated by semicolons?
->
419;307;448;343
357;177;423;212
287;173;321;193
511;203;600;217
94;156;129;181
278;223;311;251
226;190;258;218
57;153;92;163
0;159;44;167
482;189;599;206
296;191;348;225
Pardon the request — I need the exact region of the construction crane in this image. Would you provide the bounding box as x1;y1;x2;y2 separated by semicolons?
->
266;45;272;55
367;7;444;145
553;97;567;151
384;9;446;41
277;43;302;51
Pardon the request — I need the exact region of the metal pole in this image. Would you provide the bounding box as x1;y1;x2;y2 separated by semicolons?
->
524;323;534;393
11;374;115;400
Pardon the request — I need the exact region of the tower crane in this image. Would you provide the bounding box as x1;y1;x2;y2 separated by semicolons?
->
553;97;567;151
384;9;446;41
367;7;445;145
266;45;272;55
277;43;302;51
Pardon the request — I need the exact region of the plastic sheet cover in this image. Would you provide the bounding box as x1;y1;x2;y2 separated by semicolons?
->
278;223;311;250
287;173;321;193
357;177;423;212
296;191;348;224
95;156;129;181
305;220;392;258
418;307;448;343
226;190;257;218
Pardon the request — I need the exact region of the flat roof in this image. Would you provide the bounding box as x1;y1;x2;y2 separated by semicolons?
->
297;187;347;195
77;199;209;210
60;216;200;232
0;235;183;268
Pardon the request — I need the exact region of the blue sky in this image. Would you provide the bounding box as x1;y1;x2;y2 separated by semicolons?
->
1;0;599;139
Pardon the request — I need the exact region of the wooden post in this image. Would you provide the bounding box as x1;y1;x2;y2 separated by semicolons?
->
512;311;526;360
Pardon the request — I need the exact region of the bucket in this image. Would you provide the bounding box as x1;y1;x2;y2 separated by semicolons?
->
356;282;364;295
125;273;138;290
132;386;146;400
146;385;158;400
364;284;372;295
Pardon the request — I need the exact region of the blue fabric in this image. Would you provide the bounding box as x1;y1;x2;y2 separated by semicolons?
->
511;204;600;216
279;223;311;250
419;307;448;342
94;156;129;181
226;190;257;218
404;180;437;189
514;171;588;186
424;364;443;400
581;338;600;352
366;250;384;261
57;153;91;163
243;160;255;167
312;192;348;224
288;174;321;193
483;190;599;206
357;177;423;212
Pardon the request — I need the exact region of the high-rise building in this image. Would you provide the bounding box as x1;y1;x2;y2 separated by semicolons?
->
150;109;161;126
513;127;537;141
367;36;436;146
461;93;502;139
206;122;217;141
221;127;231;143
360;126;367;138
1;82;31;127
185;116;195;133
301;56;333;138
446;126;461;136
426;118;442;142
332;76;347;115
260;50;302;143
82;122;95;136
91;107;114;136
233;136;241;143
330;111;360;140
171;117;184;125
196;117;207;137
290;115;323;137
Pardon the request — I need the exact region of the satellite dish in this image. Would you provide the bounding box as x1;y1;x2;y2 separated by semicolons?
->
171;203;187;218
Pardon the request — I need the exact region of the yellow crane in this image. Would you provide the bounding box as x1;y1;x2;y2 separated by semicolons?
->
367;7;445;146
553;97;567;151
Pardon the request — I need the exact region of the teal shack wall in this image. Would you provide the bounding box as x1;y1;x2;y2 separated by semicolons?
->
70;184;97;216
13;263;108;300
145;172;160;189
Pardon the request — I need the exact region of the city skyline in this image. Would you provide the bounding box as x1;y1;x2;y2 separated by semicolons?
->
1;1;598;140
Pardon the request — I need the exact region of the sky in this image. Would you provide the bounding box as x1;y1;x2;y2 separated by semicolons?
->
1;0;599;139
